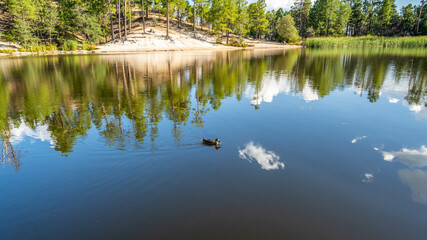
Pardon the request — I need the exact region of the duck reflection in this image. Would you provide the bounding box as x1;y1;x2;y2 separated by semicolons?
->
239;142;284;170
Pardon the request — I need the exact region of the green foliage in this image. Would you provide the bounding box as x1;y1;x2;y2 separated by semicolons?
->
291;0;311;37
82;42;97;50
401;4;416;34
2;0;427;47
304;36;427;48
276;15;301;43
62;40;79;51
0;49;16;53
248;0;268;38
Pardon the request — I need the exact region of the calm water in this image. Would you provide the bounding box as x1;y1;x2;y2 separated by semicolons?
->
1;48;427;240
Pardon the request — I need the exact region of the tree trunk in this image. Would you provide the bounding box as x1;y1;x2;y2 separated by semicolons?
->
166;0;169;38
417;0;425;35
200;2;203;31
124;0;127;39
177;9;180;28
118;2;122;38
141;0;145;33
108;0;114;40
226;20;230;44
193;1;196;36
129;3;132;33
146;5;149;19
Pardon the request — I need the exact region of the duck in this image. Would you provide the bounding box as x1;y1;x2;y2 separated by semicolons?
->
201;138;221;146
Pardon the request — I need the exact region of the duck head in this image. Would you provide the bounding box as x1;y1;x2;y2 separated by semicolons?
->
215;138;221;144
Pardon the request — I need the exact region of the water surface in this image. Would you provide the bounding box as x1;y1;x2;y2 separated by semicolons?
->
1;48;427;239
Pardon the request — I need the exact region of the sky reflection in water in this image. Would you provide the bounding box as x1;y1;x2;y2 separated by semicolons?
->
1;48;427;240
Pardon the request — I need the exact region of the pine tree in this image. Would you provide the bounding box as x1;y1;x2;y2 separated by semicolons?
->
401;4;416;35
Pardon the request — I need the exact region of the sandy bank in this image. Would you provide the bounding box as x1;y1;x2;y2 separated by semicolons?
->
96;27;302;52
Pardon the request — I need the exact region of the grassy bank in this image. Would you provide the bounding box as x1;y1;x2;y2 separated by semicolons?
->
304;36;427;48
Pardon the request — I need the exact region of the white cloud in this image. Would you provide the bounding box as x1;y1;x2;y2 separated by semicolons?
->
409;104;423;113
398;169;427;205
382;152;395;162
381;146;427;167
10;123;55;145
239;142;284;170
245;77;292;106
362;173;374;183
301;84;319;102
351;136;367;144
388;97;399;103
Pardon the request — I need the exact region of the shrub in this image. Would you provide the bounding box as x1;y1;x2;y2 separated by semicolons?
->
216;37;222;44
225;42;253;47
62;40;79;51
0;49;16;53
82;42;97;50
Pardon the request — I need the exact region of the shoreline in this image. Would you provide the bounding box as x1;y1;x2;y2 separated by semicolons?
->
0;44;303;57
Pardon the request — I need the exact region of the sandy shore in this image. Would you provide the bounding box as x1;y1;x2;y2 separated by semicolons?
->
96;27;302;52
0;27;301;57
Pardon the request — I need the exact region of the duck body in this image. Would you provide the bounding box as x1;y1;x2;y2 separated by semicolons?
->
202;138;221;146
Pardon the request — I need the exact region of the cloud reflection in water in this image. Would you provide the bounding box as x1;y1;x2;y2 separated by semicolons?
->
239;142;284;170
398;169;427;205
381;146;427;167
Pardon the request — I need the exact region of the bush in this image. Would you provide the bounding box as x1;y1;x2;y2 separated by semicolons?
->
216;37;222;44
225;42;253;47
0;49;16;53
62;40;79;51
45;44;58;51
82;42;97;50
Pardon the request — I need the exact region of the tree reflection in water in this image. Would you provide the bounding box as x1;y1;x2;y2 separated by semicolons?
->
0;49;426;168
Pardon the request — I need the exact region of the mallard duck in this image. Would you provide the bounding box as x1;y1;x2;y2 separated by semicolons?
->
201;138;221;146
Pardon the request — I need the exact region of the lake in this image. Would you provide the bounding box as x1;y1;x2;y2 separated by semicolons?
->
1;48;427;240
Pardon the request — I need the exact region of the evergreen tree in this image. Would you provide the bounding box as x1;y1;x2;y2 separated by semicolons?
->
401;4;416;35
378;0;391;35
349;0;364;36
248;0;268;39
291;0;312;37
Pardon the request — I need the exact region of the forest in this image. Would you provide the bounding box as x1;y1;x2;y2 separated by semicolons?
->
0;0;426;48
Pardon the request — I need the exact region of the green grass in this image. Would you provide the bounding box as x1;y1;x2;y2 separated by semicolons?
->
304;36;427;48
18;44;57;52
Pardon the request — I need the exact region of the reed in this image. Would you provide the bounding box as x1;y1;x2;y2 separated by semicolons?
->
304;36;427;48
18;44;57;52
